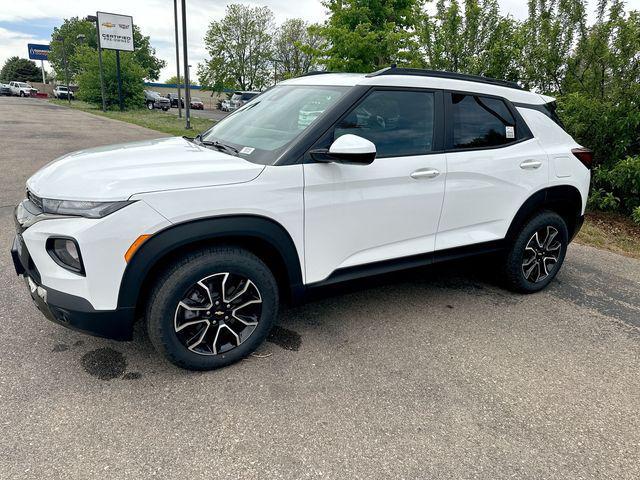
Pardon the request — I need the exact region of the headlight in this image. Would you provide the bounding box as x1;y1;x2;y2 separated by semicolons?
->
46;237;84;274
41;199;134;218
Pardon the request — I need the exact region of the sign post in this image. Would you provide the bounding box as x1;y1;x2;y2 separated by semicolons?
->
97;12;135;111
27;44;50;84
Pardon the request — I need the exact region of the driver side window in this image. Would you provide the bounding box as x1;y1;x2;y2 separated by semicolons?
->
334;90;435;158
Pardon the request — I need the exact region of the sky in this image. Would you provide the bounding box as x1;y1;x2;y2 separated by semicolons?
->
1;0;639;83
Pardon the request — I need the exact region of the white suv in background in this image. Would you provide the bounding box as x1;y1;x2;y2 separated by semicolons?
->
12;67;591;370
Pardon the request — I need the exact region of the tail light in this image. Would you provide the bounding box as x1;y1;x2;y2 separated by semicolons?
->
571;147;593;169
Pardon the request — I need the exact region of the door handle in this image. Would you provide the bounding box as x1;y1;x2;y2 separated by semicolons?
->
411;168;440;179
520;159;543;169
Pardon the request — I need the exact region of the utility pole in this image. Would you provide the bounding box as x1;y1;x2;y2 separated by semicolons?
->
181;0;191;129
173;0;182;118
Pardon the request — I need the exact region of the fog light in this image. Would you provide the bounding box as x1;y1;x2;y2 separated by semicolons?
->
46;237;84;275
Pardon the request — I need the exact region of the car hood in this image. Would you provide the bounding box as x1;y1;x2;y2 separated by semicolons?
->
27;137;265;201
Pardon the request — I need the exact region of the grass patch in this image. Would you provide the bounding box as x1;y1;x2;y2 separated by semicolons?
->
576;211;640;259
49;99;215;137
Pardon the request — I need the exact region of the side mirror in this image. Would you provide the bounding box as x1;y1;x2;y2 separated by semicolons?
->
310;134;376;165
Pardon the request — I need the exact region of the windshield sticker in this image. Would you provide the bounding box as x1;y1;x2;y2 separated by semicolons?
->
240;147;255;155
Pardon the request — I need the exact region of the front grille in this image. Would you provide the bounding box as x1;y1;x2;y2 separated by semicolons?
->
27;190;43;210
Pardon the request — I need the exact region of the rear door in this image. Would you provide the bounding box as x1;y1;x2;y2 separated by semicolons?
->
436;92;549;251
303;88;447;283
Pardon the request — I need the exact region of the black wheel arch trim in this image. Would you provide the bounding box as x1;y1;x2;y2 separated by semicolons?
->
117;214;305;311
506;185;584;241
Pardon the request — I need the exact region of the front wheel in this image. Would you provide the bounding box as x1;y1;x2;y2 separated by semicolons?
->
147;101;154;110
162;107;169;111
19;91;25;97
503;211;568;293
146;247;279;370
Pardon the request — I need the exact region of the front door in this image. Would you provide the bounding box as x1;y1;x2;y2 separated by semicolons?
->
303;88;447;283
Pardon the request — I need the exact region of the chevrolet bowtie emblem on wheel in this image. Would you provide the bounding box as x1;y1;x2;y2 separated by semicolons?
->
214;311;225;316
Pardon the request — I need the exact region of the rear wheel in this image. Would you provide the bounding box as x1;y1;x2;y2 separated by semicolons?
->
503;211;568;293
146;247;279;370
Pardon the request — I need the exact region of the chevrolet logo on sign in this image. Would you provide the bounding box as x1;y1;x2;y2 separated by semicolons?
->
102;22;115;28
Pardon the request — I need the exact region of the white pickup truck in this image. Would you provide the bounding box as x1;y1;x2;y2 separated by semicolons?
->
9;81;37;97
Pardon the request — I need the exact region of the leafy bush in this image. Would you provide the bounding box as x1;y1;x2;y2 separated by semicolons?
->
557;95;640;171
632;207;640;226
74;46;145;110
588;188;620;212
593;156;640;213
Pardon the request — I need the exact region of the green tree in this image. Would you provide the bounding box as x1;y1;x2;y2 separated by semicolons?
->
74;45;145;109
0;56;43;82
199;4;275;91
315;0;422;72
520;0;587;93
273;19;322;79
417;0;523;81
163;75;196;86
49;17;165;81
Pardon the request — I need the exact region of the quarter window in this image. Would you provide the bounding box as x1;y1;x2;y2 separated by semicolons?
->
451;93;516;149
334;90;435;157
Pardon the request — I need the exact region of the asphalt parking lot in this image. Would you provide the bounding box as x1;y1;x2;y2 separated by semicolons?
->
1;97;639;479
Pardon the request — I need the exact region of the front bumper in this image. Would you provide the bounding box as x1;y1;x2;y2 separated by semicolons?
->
11;234;134;341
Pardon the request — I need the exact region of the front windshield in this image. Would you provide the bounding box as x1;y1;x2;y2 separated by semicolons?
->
201;85;349;165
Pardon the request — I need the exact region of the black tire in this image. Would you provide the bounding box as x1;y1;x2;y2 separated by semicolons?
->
162;107;169;111
19;91;25;97
503;211;568;293
146;246;279;370
146;101;154;110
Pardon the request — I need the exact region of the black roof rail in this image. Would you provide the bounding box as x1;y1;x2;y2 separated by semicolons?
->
367;66;523;91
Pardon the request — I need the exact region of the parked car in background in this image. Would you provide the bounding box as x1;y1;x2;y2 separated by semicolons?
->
144;90;170;111
0;83;11;96
229;91;260;110
166;93;184;108
190;97;204;110
53;85;74;100
10;81;37;97
11;68;591;371
220;99;232;111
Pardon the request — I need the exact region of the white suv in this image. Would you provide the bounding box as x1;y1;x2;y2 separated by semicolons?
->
12;68;591;370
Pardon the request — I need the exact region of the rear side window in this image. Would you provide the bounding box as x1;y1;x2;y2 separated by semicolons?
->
450;93;517;149
334;90;435;157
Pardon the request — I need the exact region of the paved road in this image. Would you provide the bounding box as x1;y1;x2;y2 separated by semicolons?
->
1;97;639;479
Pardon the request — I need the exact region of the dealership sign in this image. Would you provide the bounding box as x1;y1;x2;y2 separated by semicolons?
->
97;12;135;52
27;43;50;61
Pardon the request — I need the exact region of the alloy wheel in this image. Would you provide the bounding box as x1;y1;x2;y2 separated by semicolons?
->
174;272;262;355
521;226;562;283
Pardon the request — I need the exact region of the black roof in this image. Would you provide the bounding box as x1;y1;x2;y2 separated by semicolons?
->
366;66;523;90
